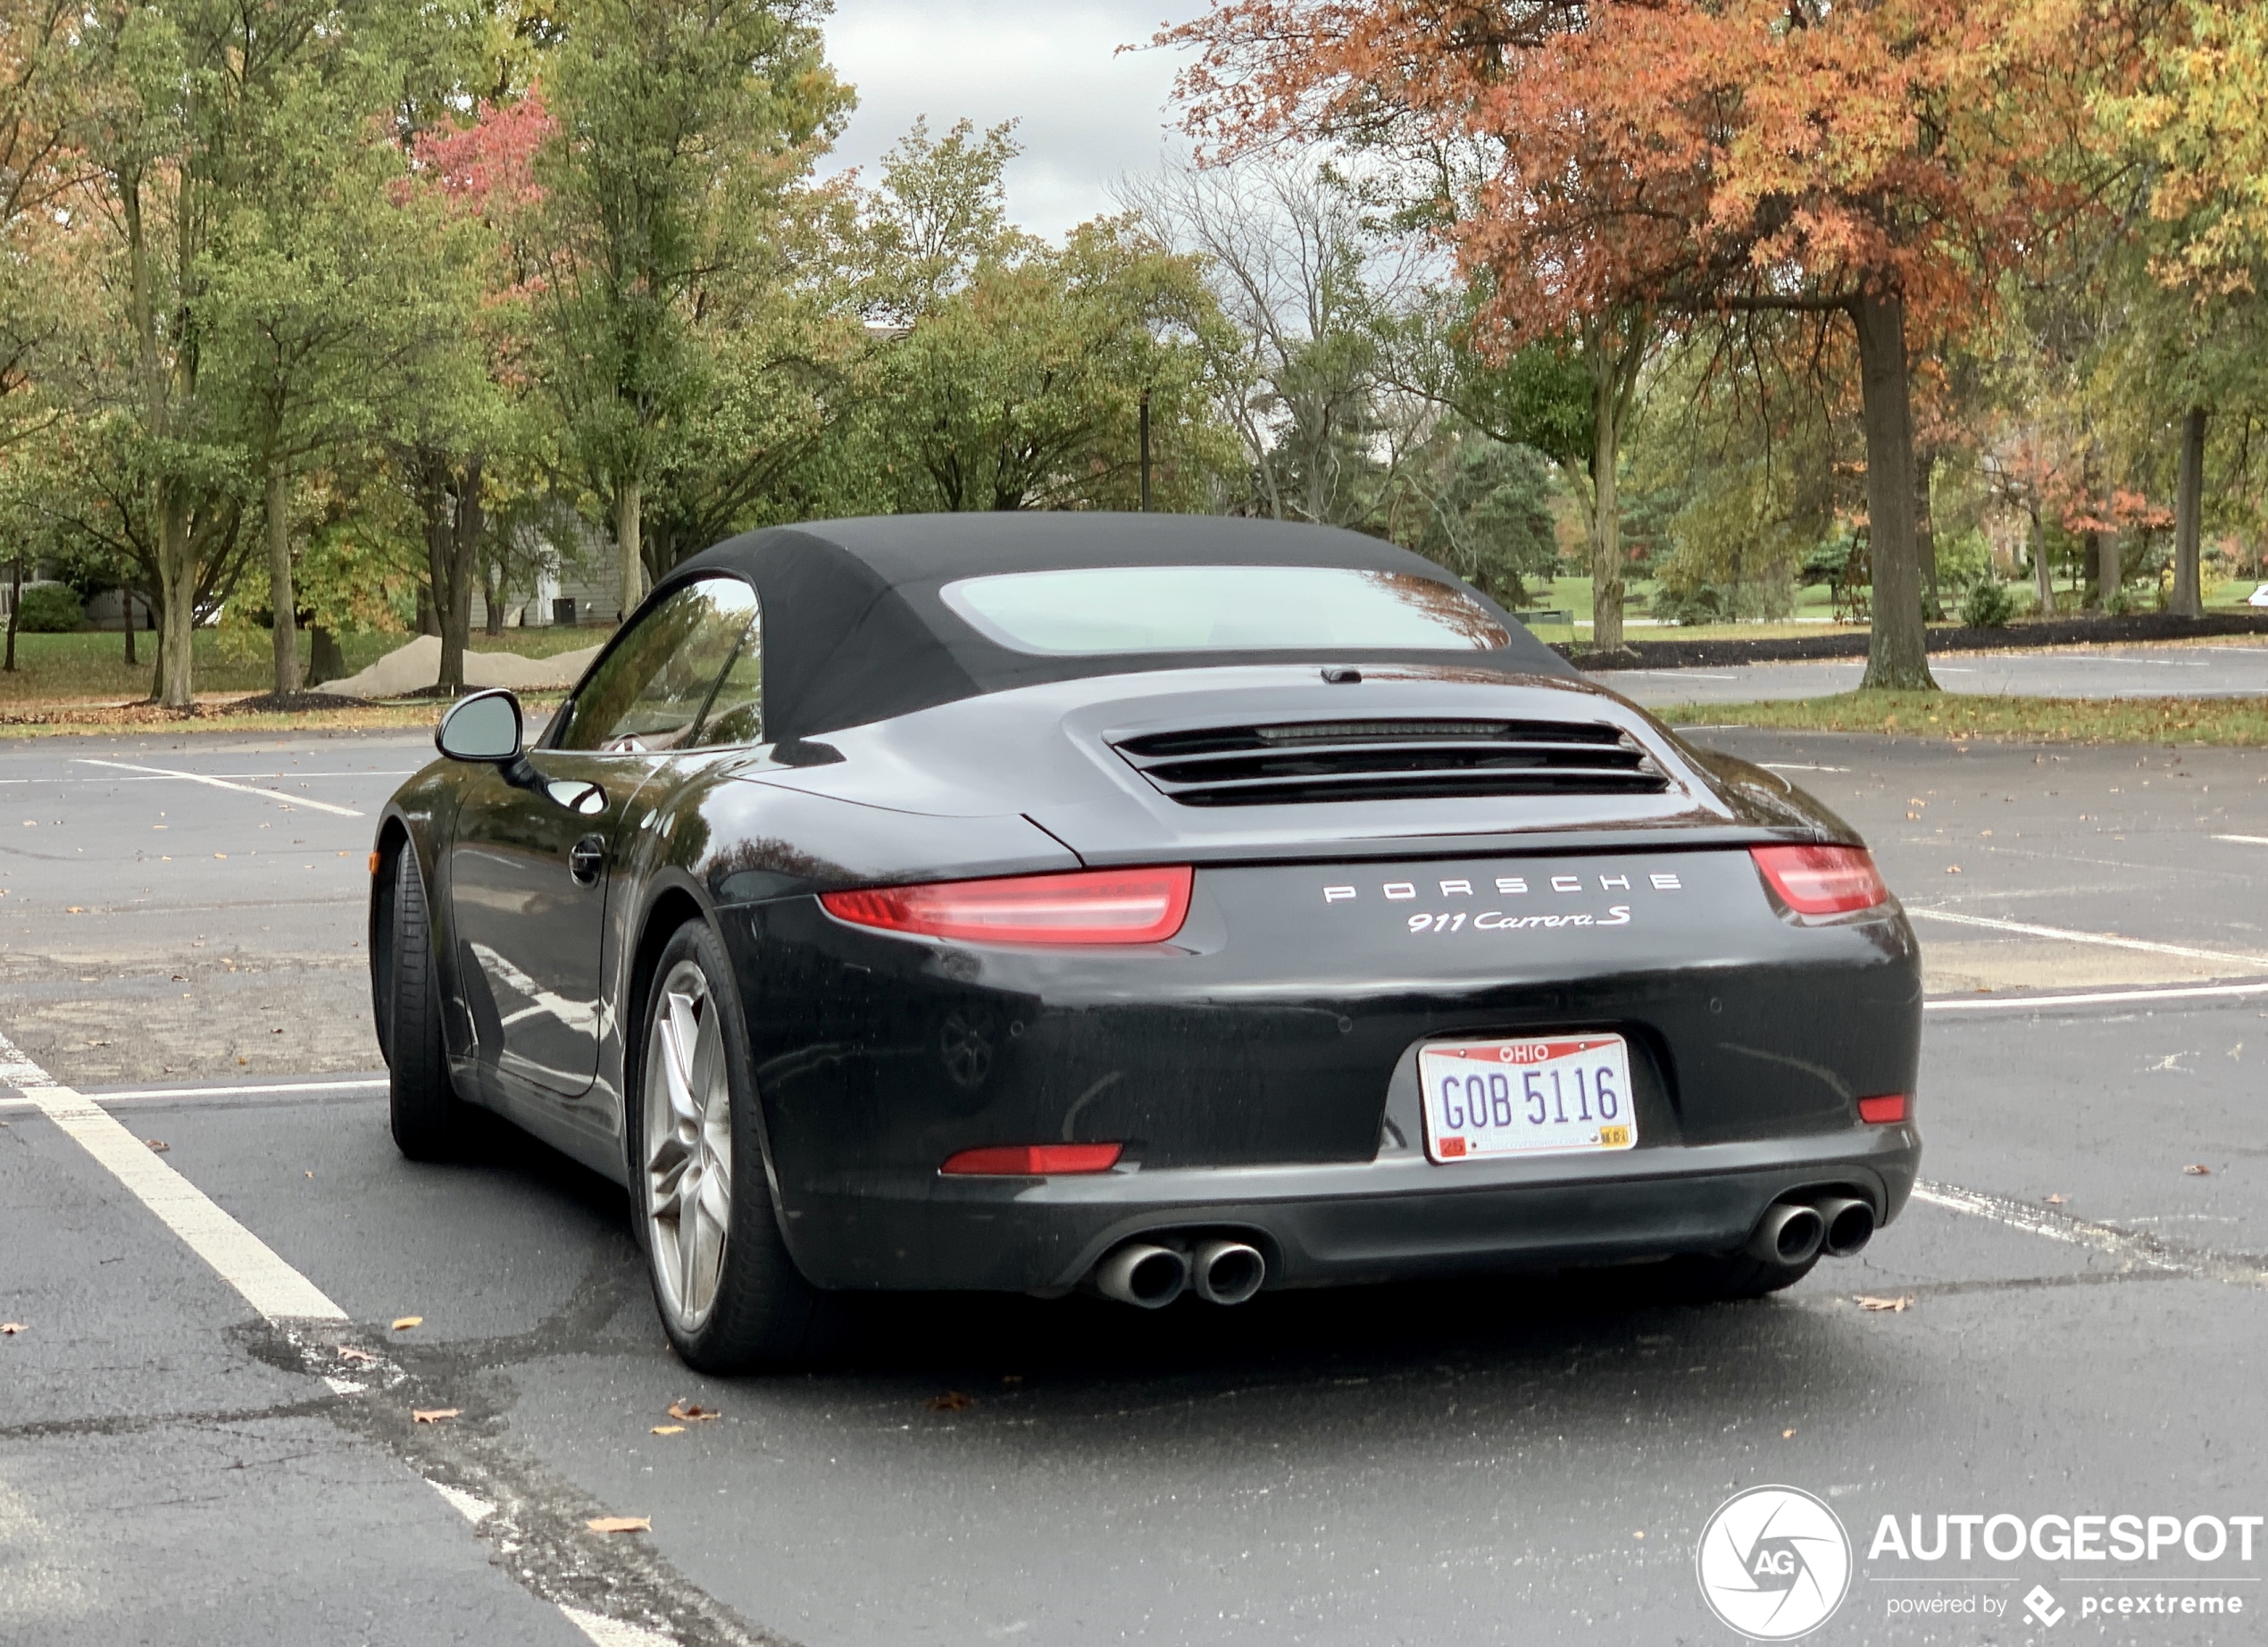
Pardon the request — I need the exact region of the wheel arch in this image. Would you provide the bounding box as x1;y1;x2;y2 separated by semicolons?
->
619;874;800;1258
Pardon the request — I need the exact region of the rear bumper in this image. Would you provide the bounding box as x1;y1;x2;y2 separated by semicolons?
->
780;1123;1921;1292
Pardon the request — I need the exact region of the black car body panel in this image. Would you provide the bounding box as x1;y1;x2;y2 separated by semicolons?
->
372;514;1922;1295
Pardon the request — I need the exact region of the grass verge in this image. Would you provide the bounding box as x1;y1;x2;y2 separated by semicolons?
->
1660;691;2268;745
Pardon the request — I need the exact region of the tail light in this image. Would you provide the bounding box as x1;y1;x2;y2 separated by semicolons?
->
1749;844;1889;915
1857;1094;1909;1124
939;1142;1124;1176
821;865;1193;945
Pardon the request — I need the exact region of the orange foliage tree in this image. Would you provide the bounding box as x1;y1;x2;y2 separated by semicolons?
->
1166;0;2156;686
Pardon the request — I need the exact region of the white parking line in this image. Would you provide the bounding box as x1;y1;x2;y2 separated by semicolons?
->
0;1024;671;1646
0;1075;391;1113
70;758;365;817
1912;1180;2268;1289
0;1027;346;1319
2213;834;2268;847
1925;981;2268;1012
1906;907;2268;970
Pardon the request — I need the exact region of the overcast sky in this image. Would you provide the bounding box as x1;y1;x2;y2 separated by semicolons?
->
820;0;1208;241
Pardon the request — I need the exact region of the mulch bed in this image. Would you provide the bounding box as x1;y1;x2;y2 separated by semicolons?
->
221;690;379;713
1560;610;2268;672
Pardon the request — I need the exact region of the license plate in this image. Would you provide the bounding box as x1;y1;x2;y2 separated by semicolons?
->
1418;1035;1638;1163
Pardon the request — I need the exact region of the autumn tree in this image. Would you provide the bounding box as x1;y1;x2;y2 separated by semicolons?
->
1168;0;2154;687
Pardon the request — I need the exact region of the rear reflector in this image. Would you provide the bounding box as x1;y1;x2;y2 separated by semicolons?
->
1857;1094;1909;1124
821;865;1193;945
1750;844;1889;915
939;1142;1124;1176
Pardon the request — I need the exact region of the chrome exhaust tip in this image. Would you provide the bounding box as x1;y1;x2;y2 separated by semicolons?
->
1747;1202;1826;1267
1093;1242;1189;1308
1813;1196;1876;1258
1191;1239;1266;1306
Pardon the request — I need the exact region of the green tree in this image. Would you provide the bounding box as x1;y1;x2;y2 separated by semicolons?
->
531;0;849;619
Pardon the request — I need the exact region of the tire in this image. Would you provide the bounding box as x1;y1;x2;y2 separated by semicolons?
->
1657;1247;1822;1303
630;919;847;1374
381;842;473;1161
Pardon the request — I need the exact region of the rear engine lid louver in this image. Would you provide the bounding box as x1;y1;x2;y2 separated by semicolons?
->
1111;718;1672;808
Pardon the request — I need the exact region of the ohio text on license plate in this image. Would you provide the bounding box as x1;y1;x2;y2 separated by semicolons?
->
1418;1035;1637;1163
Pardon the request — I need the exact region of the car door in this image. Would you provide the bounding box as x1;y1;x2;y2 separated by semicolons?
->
448;577;761;1099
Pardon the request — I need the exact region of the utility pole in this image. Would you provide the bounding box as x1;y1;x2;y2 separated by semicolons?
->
1138;389;1153;513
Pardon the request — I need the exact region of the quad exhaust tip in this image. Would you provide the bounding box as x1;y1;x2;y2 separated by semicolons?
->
1092;1238;1269;1308
1747;1202;1826;1267
1093;1242;1188;1308
1813;1195;1876;1258
1191;1239;1266;1306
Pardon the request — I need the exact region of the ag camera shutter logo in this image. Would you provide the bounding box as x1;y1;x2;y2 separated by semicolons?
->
1696;1485;1853;1639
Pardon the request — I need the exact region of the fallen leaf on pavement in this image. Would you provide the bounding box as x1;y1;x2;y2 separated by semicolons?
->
413;1408;460;1424
1944;865;1962;874
338;1347;379;1365
391;1316;423;1331
1857;1295;1915;1312
0;1323;23;1335
927;1391;976;1413
145;1139;168;1152
1782;1428;1796;1439
665;1400;718;1422
2184;1164;2213;1176
587;1517;651;1535
2046;1193;2067;1205
650;1424;686;1435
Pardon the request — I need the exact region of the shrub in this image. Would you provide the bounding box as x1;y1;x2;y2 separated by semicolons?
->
1655;584;1727;626
13;583;82;632
1960;574;2014;630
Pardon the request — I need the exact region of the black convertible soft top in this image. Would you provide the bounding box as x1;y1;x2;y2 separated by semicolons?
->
655;514;1578;742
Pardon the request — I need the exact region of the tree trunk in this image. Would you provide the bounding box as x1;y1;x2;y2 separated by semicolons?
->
1915;446;1942;620
1583;314;1646;656
484;558;507;636
2100;531;2122;613
307;624;345;687
616;480;644;622
2030;510;2054;615
2171;405;2206;618
122;584;137;666
1852;289;1936;690
157;494;196;710
4;553;18;673
265;457;300;697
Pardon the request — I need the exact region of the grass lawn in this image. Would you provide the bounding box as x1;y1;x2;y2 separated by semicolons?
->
0;624;608;706
1659;690;2268;746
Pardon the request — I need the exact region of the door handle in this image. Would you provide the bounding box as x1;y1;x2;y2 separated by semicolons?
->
569;834;606;884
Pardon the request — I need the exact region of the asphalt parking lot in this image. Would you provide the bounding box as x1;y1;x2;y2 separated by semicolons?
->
1611;640;2268;706
6;721;2268;1645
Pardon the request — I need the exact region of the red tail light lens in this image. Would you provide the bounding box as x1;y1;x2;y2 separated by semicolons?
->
1750;845;1889;915
939;1142;1124;1176
1857;1094;1909;1124
821;865;1193;945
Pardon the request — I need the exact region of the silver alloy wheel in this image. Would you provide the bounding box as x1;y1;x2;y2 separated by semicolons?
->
644;957;734;1330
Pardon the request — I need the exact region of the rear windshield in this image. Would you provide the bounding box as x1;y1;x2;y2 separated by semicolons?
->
938;565;1510;656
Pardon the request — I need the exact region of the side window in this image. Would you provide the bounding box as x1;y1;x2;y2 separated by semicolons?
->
554;578;758;754
688;624;762;748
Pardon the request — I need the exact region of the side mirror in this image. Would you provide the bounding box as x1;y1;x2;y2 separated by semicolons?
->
436;689;523;763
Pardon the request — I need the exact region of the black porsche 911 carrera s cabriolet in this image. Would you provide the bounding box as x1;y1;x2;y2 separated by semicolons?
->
371;514;1921;1372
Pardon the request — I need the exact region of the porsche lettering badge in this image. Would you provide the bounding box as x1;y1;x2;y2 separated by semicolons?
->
1320;868;1684;935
